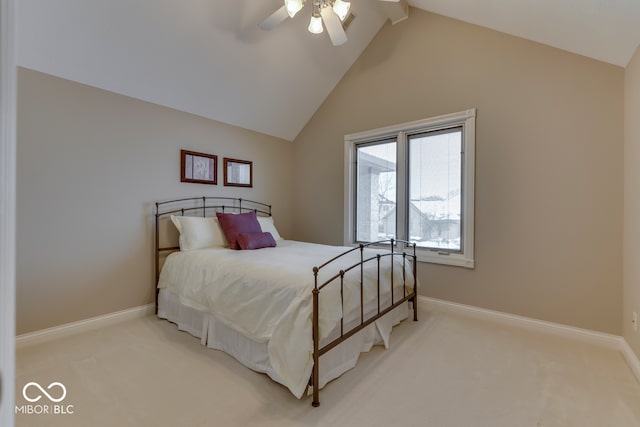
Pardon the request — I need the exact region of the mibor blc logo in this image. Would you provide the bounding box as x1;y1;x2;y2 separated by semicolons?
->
15;381;75;415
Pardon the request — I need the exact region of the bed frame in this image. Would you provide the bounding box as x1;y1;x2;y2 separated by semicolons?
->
154;196;418;407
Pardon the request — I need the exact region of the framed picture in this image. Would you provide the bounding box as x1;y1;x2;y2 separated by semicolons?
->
181;150;217;185
224;158;253;188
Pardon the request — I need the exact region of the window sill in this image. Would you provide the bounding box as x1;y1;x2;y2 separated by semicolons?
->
346;242;475;269
413;250;475;269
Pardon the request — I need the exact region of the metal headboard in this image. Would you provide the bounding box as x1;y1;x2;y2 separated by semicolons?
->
154;196;272;311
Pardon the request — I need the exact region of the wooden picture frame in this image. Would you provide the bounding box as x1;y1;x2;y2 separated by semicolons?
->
181;150;217;185
224;158;253;188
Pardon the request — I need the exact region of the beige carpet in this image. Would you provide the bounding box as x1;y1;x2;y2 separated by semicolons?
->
15;306;640;426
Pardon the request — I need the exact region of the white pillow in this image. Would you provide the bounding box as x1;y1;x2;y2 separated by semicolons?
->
257;216;282;241
170;215;228;250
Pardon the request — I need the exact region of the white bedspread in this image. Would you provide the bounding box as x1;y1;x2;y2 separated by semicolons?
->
157;240;415;398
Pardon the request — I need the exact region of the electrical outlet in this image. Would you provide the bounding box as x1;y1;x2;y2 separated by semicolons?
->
633;312;638;333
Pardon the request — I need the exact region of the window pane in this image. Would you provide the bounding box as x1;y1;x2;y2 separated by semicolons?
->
356;141;397;242
409;128;462;251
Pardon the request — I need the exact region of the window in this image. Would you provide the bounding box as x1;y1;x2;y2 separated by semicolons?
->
344;109;476;268
355;139;397;243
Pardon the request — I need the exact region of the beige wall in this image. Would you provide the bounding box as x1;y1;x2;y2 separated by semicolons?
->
292;9;624;334
624;45;640;357
16;68;293;334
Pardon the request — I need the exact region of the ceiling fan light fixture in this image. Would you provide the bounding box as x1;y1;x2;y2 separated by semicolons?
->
285;0;304;18
308;13;324;34
332;0;351;21
261;0;372;43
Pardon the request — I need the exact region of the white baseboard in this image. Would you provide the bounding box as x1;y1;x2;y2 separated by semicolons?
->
621;339;640;383
418;296;640;384
16;303;155;349
418;296;621;348
14;296;640;385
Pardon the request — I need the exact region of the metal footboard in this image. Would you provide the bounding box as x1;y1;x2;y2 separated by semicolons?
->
310;239;418;407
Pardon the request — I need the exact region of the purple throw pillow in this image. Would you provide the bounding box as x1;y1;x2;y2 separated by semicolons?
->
216;211;262;250
237;232;277;250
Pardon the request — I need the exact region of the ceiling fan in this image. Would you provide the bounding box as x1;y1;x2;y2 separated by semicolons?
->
259;0;406;46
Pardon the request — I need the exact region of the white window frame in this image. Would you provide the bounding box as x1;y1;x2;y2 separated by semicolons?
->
344;109;476;268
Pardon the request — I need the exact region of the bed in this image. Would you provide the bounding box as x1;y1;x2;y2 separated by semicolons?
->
155;197;418;406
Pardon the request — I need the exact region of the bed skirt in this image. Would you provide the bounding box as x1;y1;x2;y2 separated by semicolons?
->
157;288;408;394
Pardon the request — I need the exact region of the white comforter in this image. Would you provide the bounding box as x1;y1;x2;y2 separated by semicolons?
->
157;240;415;398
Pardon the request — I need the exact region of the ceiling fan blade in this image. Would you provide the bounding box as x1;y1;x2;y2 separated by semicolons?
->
320;7;347;46
259;5;290;31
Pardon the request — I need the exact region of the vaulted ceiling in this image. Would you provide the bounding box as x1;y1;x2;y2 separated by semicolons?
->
17;0;640;141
